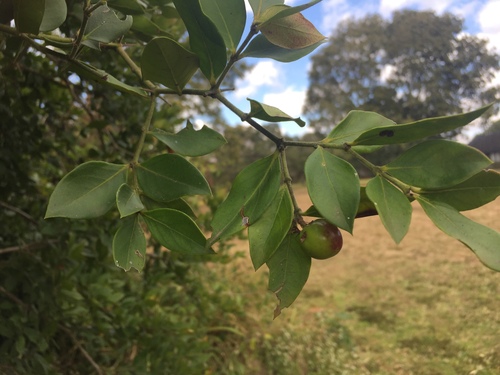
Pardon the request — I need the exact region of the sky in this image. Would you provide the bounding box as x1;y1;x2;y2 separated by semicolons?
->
220;0;500;139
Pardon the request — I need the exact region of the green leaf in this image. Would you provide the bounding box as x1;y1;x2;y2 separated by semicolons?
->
141;196;196;219
241;34;324;62
136;154;211;202
40;0;67;32
366;176;412;244
70;61;148;97
384;140;492;189
351;104;494;146
259;12;325;49
248;0;284;19
322;110;395;146
420;169;500;211
417;196;500;272
45;162;127;219
108;0;145;15
14;0;45;34
303;186;379;219
249;186;294;270
131;14;173;37
305;147;360;233
200;0;246;53
116;183;145;218
172;0;226;83
82;5;133;47
267;233;311;319
150;120;227;156
142;209;213;255
208;153;281;245
257;1;321;24
248;99;305;127
141;37;199;94
113;214;147;272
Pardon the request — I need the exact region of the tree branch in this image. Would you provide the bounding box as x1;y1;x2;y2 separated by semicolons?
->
214;92;283;147
0;201;38;225
0;240;58;255
59;324;104;375
0;286;28;309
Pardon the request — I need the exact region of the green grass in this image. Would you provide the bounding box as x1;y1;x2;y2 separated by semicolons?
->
205;189;500;374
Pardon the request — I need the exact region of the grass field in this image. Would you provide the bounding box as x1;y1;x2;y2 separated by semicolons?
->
208;186;500;374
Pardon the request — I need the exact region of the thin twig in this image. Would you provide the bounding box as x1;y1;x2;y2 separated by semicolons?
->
59;324;104;375
0;240;58;255
214;25;259;89
132;96;157;163
116;45;156;90
0;201;38;225
0;286;28;309
279;150;307;227
214;92;283;146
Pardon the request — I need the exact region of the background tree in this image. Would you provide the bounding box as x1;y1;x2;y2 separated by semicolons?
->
304;10;500;132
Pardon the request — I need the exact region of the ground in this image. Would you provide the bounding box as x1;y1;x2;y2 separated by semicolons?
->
214;185;500;374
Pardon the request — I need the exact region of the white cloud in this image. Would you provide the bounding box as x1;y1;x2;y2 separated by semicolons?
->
449;1;481;21
262;87;306;118
262;87;308;135
477;0;500;52
478;0;500;33
233;61;281;99
321;0;353;34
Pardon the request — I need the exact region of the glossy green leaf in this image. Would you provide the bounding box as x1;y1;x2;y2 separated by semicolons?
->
116;183;145;218
136;154;211;202
257;1;321;24
259;12;325;49
366;176;412;244
40;0;66;32
267;233;311;319
249;186;294;270
351;104;493;146
200;0;246;53
417;197;500;272
248;0;283;19
241;34;324;62
420;169;500;211
305;147;360;233
82;5;132;47
108;0;144;15
45;162;127;219
208;153;281;245
70;61;148;97
322;110;395;146
303;186;379;219
384;140;492;189
131;14;173;37
150;120;227;156
248;99;305;127
142;37;199;93
142;209;213;255
141;196;196;219
14;0;44;34
113;214;146;271
173;0;226;83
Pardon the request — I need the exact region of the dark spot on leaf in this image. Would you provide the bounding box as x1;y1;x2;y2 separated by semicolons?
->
379;130;394;137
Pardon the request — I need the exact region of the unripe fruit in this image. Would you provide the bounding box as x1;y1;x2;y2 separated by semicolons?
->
299;219;343;259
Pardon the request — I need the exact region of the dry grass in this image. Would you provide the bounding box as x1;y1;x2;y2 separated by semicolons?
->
216;185;500;374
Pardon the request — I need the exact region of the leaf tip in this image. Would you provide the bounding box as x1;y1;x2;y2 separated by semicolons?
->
273;304;282;319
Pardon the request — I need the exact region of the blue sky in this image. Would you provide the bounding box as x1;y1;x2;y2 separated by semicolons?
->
218;0;500;139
